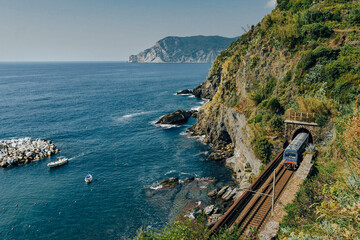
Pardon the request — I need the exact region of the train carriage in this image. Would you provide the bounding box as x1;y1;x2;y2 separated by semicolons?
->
283;132;309;170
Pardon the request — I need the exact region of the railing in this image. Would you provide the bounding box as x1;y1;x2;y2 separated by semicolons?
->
287;111;315;123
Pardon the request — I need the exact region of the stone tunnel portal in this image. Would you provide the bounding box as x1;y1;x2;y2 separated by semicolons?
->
291;127;313;144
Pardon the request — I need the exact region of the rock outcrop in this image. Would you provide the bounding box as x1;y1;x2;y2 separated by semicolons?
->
176;89;193;95
192;72;221;99
156;110;196;125
129;36;238;63
0;138;58;168
189;101;261;185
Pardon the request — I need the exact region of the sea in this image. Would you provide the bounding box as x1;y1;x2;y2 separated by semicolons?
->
0;62;233;240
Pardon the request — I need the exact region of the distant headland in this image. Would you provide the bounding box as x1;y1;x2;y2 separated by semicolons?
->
128;35;239;63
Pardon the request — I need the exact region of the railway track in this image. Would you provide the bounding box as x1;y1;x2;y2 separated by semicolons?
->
234;165;294;236
210;149;295;237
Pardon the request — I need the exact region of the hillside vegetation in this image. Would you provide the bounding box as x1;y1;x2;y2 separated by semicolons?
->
134;0;360;239
205;0;359;160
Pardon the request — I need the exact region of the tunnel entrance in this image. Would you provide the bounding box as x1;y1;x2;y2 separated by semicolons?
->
284;116;320;148
291;128;313;144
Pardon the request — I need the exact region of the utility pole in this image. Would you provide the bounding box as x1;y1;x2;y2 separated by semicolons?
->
272;169;276;215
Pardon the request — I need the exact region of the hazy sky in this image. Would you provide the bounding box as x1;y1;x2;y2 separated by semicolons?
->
0;0;276;62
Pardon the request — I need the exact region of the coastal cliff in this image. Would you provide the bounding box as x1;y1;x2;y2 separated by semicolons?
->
190;0;360;186
129;36;238;63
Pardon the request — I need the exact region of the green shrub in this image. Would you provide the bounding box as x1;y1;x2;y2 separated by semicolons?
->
277;0;312;12
268;97;284;113
324;57;352;81
314;114;328;127
265;77;277;96
277;0;290;10
254;113;263;123
333;77;357;104
250;55;260;69
300;23;334;41
297;46;339;71
270;115;284;131
283;72;292;83
349;8;360;24
249;88;266;105
304;63;324;84
299;9;341;25
254;137;273;163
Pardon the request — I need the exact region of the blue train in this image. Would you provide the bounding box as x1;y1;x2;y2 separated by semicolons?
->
283;132;309;170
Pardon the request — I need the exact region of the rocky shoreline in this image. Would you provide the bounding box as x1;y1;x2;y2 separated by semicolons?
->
167;87;261;224
148;175;242;227
0;138;58;168
153;85;260;226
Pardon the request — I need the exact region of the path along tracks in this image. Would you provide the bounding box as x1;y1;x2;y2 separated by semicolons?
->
210;150;295;236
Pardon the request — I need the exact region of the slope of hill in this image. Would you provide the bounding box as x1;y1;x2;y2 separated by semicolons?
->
128;36;239;63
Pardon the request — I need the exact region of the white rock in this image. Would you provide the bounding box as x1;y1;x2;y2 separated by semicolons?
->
204;205;215;215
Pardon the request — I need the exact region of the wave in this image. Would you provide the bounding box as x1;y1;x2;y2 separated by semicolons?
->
154;123;181;129
194;151;209;156
179;131;189;136
149;184;163;190
190;106;201;111
165;170;177;175
116;111;154;121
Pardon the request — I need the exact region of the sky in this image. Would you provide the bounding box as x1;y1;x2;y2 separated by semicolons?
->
0;0;276;62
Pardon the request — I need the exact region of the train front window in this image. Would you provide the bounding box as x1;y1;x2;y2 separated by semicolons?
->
285;152;296;159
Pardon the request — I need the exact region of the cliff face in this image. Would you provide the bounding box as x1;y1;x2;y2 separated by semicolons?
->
129;36;238;63
190;0;360;184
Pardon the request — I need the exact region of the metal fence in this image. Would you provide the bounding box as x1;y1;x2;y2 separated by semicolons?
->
287;111;315;122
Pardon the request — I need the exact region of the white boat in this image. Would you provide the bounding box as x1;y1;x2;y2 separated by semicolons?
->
85;174;93;183
47;156;69;168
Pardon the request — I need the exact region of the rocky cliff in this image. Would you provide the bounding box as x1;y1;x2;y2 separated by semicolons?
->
189;0;360;186
129;36;238;63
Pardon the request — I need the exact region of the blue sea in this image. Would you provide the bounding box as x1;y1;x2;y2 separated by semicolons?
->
0;62;233;240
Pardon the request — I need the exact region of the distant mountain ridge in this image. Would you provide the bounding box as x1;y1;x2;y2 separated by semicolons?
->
129;35;239;63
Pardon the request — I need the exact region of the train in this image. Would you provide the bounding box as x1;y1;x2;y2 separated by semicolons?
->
283;132;309;170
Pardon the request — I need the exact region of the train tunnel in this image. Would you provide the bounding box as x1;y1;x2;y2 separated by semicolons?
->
283;127;313;148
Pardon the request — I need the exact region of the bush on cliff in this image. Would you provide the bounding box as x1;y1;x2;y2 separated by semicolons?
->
254;137;272;163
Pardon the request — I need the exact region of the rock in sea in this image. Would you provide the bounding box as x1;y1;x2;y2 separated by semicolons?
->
156;110;195;125
176;89;193;95
160;177;179;188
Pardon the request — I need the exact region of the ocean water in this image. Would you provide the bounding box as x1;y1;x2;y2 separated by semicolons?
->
0;62;233;239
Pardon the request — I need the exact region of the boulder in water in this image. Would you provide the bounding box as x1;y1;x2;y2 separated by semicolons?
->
156;110;193;125
176;89;193;95
183;177;195;183
160;177;179;187
208;189;218;198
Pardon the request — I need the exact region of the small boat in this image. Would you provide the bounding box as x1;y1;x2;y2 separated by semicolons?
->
47;156;69;168
85;174;93;184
